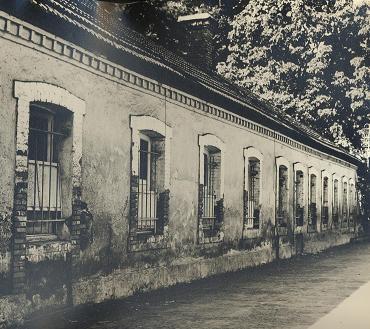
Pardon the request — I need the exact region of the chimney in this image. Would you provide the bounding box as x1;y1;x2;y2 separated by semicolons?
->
177;13;215;72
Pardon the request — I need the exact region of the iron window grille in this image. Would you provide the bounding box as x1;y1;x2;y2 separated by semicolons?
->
333;180;339;228
277;165;288;227
201;152;221;238
308;174;317;231
137;136;159;235
245;160;260;229
27;106;64;235
295;171;304;227
349;184;355;226
342;182;348;227
322;177;329;227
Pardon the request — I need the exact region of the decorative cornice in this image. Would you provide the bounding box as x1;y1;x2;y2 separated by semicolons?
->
0;10;357;171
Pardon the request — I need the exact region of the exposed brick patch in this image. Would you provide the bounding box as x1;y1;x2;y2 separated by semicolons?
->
128;175;139;245
215;198;224;230
157;189;170;234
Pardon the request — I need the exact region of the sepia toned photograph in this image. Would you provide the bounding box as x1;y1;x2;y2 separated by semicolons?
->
0;0;369;328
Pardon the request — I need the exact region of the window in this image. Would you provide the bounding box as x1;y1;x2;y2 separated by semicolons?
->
294;170;304;227
333;178;339;227
26;104;71;235
198;134;224;241
137;134;160;234
349;180;355;226
243;148;263;230
201;145;222;237
342;180;348;226
277;162;289;227
309;173;317;230
130;116;172;242
245;159;261;229
322;176;329;227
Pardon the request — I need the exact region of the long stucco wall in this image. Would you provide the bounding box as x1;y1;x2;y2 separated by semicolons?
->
0;17;361;326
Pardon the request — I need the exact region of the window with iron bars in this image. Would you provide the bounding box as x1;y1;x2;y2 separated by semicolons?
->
322;177;329;227
342;182;348;227
333;179;339;227
295;171;304;227
137;134;161;235
201;147;221;238
349;183;355;226
308;174;317;230
27;105;67;235
277;165;288;227
245;159;260;229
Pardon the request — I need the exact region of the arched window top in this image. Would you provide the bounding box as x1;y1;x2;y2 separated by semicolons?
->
276;156;289;169
199;134;225;153
14;81;85;116
244;147;263;161
130;115;172;138
332;172;340;181
308;166;319;178
293;162;306;173
342;175;349;184
321;169;331;178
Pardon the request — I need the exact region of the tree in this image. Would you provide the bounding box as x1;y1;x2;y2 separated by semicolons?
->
217;0;369;157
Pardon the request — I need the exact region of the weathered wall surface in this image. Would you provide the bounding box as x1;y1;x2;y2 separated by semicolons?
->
0;17;361;327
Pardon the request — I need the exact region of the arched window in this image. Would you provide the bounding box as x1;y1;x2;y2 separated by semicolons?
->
198;134;225;241
276;157;289;227
27;104;72;234
294;163;306;227
332;174;340;228
130;116;172;239
308;167;319;231
244;148;263;230
322;176;329;228
349;178;355;226
309;174;317;228
342;178;348;226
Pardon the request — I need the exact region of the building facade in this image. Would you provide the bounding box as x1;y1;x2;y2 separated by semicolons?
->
0;0;363;325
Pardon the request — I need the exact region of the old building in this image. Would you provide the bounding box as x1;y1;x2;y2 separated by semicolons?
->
0;0;363;325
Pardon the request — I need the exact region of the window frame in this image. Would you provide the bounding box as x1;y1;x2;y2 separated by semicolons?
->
293;162;307;228
243;147;263;230
275;156;290;227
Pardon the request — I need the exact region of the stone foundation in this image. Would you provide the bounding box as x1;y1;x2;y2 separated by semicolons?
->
0;231;358;328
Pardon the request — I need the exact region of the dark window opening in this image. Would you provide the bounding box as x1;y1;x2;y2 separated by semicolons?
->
245;159;260;229
201;146;222;238
309;174;317;230
27;104;70;235
295;170;304;227
277;165;288;227
322;177;329;226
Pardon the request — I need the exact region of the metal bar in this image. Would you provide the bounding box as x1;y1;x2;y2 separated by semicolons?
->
55;163;59;220
48;119;53;221
154;151;157;224
149;151;152;221
41;156;45;221
29;127;66;137
33;134;38;221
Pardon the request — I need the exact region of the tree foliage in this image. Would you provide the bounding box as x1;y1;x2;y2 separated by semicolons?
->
217;0;369;156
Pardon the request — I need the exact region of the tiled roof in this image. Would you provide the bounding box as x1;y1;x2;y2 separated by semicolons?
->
1;0;359;164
